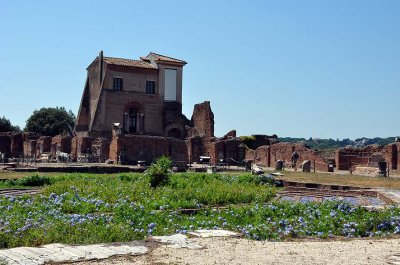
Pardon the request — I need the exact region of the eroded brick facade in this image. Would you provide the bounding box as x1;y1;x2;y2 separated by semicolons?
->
336;144;400;170
245;142;332;171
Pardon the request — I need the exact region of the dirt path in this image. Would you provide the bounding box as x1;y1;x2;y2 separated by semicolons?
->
70;237;400;265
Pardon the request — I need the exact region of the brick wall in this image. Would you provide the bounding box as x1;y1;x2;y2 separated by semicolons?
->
92;138;110;163
109;134;188;164
246;145;271;166
51;135;72;155
246;142;330;171
383;144;398;170
71;136;93;161
335;145;383;170
186;136;203;163
10;133;23;157
210;138;244;164
397;143;400;171
191;101;214;138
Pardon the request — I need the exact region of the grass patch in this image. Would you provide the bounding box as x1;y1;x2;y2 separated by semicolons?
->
0;172;399;248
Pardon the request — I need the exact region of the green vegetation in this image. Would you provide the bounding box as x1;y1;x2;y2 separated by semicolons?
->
0;116;20;132
240;135;256;149
5;175;52;187
145;156;172;188
0;172;399;248
278;136;397;150
24;107;75;136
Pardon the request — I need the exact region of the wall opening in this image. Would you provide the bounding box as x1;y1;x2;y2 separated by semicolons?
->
164;69;177;101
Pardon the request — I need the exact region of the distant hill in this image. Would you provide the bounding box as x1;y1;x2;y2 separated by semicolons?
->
278;136;398;150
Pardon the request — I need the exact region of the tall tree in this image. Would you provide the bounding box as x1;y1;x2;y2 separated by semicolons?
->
0;116;20;132
25;107;75;136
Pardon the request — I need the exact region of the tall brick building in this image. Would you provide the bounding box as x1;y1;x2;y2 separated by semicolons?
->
75;51;190;139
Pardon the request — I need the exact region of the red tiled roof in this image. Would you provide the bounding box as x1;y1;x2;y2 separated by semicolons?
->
148;52;187;65
103;57;158;69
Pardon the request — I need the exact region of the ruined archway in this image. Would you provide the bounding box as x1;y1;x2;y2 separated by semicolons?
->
167;128;182;139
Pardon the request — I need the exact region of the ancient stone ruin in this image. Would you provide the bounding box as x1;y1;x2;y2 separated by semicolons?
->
0;51;399;174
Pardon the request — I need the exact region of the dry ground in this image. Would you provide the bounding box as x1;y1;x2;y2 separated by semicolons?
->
277;170;400;189
63;237;400;265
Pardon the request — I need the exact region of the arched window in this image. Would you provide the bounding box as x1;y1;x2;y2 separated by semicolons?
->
167;128;182;139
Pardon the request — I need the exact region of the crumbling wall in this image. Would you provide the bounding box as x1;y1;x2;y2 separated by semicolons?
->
0;132;42;158
397;143;400;172
170;138;189;162
109;134;187;164
191;101;214;138
26;140;37;157
246;145;271;166
23;133;41;157
383;143;398;170
268;142;330;171
71;136;93;161
215;138;245;164
335;145;384;170
92;137;110;163
51;135;72;154
10;133;23;157
186;136;203;163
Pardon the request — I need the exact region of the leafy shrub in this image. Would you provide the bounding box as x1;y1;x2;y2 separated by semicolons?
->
240;135;256;149
145;156;172;188
15;175;51;186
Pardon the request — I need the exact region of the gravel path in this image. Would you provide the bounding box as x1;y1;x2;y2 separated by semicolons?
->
69;237;400;265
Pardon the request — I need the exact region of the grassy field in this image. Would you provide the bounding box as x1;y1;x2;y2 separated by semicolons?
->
0;171;399;248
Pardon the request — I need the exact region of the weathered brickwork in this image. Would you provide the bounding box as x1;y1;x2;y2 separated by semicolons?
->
91;138;110;163
335;145;384;170
109;134;187;164
245;142;331;171
10;133;23;157
71;136;93;160
191;101;214;138
397;143;400;171
38;136;52;154
245;145;271;166
51;135;72;156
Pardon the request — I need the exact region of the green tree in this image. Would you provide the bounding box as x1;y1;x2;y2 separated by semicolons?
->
25;107;75;136
0;116;20;132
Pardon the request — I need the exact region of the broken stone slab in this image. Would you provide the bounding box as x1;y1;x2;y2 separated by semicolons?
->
4;247;44;264
107;245;148;255
188;229;241;238
150;234;204;249
0;243;148;265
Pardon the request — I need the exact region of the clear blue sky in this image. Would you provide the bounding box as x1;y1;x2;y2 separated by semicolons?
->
1;0;399;139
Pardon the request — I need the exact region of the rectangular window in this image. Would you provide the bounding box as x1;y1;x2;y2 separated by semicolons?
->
146;80;156;94
113;78;123;91
164;69;177;101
